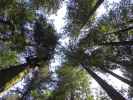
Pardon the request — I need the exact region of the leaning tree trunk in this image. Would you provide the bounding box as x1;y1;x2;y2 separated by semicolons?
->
100;41;133;46
0;57;40;92
21;67;39;100
81;64;126;100
99;66;133;87
81;0;104;29
0;63;28;92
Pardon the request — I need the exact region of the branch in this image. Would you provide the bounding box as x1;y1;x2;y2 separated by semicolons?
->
100;41;133;46
105;26;133;35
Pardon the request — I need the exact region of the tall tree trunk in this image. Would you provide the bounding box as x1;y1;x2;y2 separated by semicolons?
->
81;64;126;100
100;41;133;46
0;57;40;92
0;63;28;92
99;66;133;87
81;0;104;29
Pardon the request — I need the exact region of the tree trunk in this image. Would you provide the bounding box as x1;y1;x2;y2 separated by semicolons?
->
82;64;126;100
100;41;133;46
0;63;28;92
81;0;104;29
99;66;133;87
21;67;39;99
107;58;132;68
70;91;75;100
105;26;133;35
0;57;40;92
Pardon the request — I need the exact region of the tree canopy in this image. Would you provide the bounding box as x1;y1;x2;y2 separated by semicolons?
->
0;0;133;99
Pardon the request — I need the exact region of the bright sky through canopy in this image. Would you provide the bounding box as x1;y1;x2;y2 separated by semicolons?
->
96;0;121;17
49;0;67;33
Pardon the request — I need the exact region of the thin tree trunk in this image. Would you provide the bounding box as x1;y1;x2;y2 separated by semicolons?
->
70;90;74;100
82;64;126;100
107;58;132;68
99;66;133;87
105;26;133;35
79;26;133;47
100;41;133;46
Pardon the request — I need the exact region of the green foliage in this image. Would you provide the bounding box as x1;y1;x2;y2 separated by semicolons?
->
0;0;59;95
0;0;15;11
31;89;53;100
50;65;93;100
128;30;133;35
0;0;59;54
7;3;35;26
34;17;58;60
31;0;63;14
66;0;97;36
32;64;49;86
90;53;104;66
65;47;87;66
0;49;18;69
9;33;27;52
0;0;62;15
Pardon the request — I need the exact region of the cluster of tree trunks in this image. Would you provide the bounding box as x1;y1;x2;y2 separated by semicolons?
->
82;63;126;100
99;66;133;87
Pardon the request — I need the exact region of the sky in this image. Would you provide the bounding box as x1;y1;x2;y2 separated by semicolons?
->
48;0;69;70
96;0;121;17
48;0;68;33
